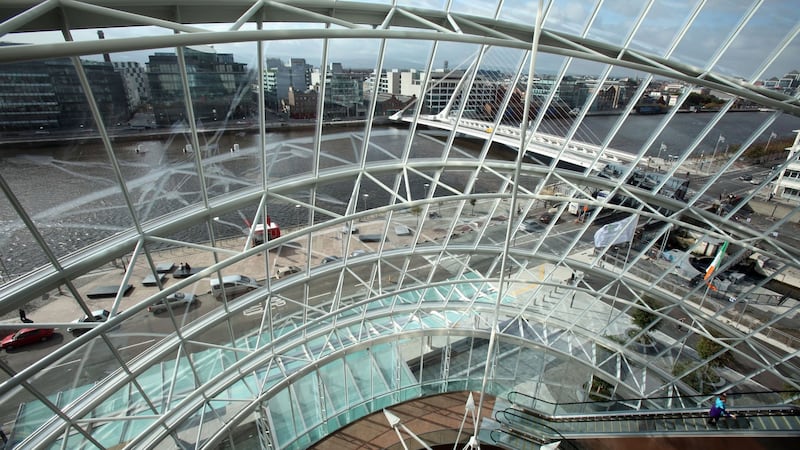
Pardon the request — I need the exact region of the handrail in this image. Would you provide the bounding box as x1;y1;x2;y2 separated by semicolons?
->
500;404;800;423
507;389;800;416
490;421;580;450
495;404;800;441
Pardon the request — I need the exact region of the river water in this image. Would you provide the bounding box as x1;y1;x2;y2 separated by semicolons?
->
1;112;799;278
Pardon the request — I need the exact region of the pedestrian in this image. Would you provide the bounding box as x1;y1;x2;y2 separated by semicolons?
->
769;193;774;201
184;262;191;271
178;262;185;272
19;309;33;324
707;393;736;425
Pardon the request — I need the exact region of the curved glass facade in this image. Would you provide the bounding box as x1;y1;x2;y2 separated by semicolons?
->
1;1;799;448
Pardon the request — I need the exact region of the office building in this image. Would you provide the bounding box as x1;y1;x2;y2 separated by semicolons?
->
0;48;128;132
147;47;254;126
112;61;150;112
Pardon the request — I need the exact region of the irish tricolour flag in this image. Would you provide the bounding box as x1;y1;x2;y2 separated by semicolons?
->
704;241;728;280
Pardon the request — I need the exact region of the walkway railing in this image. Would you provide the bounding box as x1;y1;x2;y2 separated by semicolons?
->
499;390;800;441
508;389;800;414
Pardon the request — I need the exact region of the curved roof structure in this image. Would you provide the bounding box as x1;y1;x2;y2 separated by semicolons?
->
0;1;799;449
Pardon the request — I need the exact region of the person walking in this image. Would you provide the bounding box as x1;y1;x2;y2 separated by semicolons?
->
18;309;33;324
707;393;736;425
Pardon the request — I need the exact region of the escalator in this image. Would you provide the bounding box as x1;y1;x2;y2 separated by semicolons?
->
489;390;800;449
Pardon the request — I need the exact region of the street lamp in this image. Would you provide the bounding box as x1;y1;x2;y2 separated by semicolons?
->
424;183;429;198
362;193;369;213
294;204;301;227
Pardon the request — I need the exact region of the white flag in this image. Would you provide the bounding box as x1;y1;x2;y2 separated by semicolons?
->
660;143;667;151
718;135;725;143
770;132;777;139
593;215;638;248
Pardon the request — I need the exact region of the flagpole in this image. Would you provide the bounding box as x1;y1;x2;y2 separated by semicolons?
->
658;142;666;169
659;223;672;256
616;241;634;306
765;131;776;160
711;134;724;172
698;282;710;312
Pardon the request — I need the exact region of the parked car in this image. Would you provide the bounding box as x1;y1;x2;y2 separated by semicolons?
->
276;266;302;279
739;174;753;181
518;219;544;233
148;292;196;313
350;250;368;257
67;309;112;336
538;213;555;224
1;328;55;350
321;255;341;264
341;225;359;234
210;274;260;300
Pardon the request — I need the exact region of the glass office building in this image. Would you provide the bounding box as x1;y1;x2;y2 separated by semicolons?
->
0;1;799;449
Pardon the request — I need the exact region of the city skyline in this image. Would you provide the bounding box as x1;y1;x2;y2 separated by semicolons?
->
4;0;800;82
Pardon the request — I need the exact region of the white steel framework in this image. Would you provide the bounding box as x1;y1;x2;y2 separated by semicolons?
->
0;1;799;449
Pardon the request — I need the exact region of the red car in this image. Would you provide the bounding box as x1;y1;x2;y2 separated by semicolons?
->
0;328;55;350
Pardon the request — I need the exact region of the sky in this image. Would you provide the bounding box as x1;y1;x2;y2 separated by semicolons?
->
3;0;799;81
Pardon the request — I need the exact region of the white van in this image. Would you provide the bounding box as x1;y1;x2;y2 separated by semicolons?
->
210;274;260;300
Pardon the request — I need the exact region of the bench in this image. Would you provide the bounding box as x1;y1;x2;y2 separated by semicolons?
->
86;284;133;299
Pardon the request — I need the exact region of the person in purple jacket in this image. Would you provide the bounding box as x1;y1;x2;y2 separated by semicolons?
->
708;393;736;425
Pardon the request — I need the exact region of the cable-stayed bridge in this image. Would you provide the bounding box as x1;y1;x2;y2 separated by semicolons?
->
401;113;638;171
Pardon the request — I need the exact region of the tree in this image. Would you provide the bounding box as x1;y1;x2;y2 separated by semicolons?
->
631;308;658;331
632;296;662;330
684;92;724;109
628;296;662;345
692;335;732;392
697;336;732;367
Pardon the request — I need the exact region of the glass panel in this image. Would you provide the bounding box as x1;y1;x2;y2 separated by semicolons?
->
292;372;322;434
629;0;695;56
0;177;52;281
8;395;61;445
671;1;752;70
269;387;299;448
169;400;226;448
0;57;135;266
584;0;650;47
542;0;595;35
762;34;800;87
2;2;800;448
53;426;103;450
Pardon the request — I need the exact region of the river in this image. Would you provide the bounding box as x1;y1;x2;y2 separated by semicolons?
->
1;111;799;278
